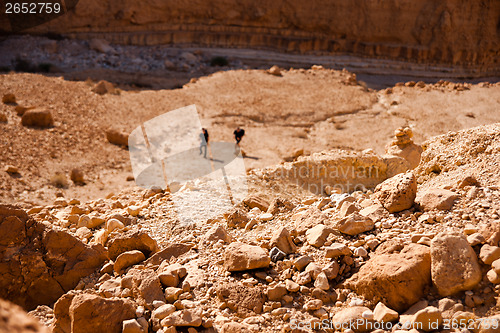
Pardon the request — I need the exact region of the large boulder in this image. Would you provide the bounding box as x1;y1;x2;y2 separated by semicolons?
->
21;108;54;128
107;230;157;260
0;298;50;333
373;172;417;213
430;233;482;296
0;205;107;310
53;293;135;333
345;243;431;312
224;242;270;271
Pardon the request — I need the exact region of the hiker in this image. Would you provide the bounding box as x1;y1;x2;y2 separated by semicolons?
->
234;127;245;147
199;128;209;158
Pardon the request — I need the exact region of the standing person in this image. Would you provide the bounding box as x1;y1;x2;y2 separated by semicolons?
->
199;128;209;158
233;127;245;152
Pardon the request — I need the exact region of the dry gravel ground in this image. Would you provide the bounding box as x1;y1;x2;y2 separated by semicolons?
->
1;69;499;206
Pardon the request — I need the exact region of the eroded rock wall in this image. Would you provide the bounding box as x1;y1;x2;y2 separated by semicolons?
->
26;0;500;71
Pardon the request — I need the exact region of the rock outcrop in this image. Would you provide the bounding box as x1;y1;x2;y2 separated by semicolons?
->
25;0;500;73
0;205;107;310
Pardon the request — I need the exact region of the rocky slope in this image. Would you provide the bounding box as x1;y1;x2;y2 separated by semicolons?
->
1;69;500;206
1;123;499;333
13;0;500;75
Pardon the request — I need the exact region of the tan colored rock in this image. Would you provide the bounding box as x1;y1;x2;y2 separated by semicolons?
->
417;189;459;211
225;208;249;228
306;224;332;247
339;201;359;217
161;309;202;327
106;129;129;147
2;93;16;104
345;244;431;312
270;227;296;254
267;283;287;301
114;250;146;273
292;207;330;235
106;218;124;232
373;302;399;322
325;243;351;258
152;304;176;321
430;233;481;296
122;268;166;306
0;298;50;333
401;306;443;332
314;272;330;290
122;319;144;333
335;212;374;236
220;322;252;333
164;287;183;303
224;242;270;271
285;279;300;292
331;306;374;332
373;172;417;213
293;255;313;271
107;230;158;260
92;80;116;94
66;294;135;333
303;299;323;311
21;108;54;128
204;225;231;243
480;244;500;265
322;261;340;280
4;165;18;174
268;65;282;76
243;195;270;211
476;314;500;333
359;204;388;222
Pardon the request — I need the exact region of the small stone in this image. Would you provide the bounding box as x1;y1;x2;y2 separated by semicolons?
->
467;233;485;246
314;272;330;290
164;288;183;303
269;227;296;254
285;279;300;292
374;172;417;213
21;108;54;128
335;212;374;236
306;224;332;247
127;205;141;217
114;250;146;273
267;283;287;301
303;300;323;311
354;247;368;257
322;261;340;280
106;218;125;232
417;189;459;211
122;319;144;333
480;244;500;265
268;65;282;76
224;242;270;271
293;255;312;271
2;93;16;104
325;243;351;258
160;309;202;327
373;302;399;322
152;304;176;321
5;165;19;174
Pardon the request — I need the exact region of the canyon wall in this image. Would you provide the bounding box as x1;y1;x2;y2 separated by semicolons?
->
24;0;500;71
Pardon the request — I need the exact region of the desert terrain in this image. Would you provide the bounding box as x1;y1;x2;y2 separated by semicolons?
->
1;0;500;333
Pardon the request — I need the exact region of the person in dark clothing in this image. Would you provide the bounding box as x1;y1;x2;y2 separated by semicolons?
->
199;128;209;158
234;127;245;146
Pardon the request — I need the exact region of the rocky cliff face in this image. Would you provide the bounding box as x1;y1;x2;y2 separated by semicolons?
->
27;0;500;72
